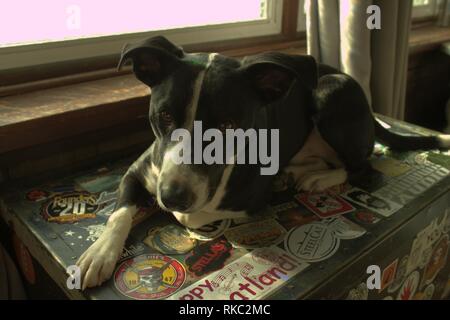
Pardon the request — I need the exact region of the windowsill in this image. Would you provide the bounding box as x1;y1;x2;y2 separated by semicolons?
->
409;25;450;54
1;25;449;155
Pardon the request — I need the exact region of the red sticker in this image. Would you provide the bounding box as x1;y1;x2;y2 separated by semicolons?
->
379;258;398;293
185;238;232;277
295;192;355;218
26;189;50;202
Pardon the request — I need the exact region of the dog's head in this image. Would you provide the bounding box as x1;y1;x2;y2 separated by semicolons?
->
118;36;317;214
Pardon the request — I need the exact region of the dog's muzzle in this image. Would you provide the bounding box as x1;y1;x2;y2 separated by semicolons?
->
159;180;196;212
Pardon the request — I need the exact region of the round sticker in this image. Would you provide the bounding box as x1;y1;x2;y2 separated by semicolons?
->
284;222;340;262
114;254;186;300
396;270;420;300
187;220;231;241
145;225;196;254
41;192;99;223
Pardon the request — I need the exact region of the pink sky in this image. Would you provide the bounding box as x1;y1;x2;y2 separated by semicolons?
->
0;0;264;46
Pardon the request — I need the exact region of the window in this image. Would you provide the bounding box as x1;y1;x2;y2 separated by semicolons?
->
0;0;282;71
412;0;439;18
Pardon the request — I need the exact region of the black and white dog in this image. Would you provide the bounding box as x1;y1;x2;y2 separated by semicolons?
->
77;36;450;289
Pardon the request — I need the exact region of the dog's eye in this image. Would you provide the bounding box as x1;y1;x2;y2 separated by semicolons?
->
159;111;174;128
218;120;236;133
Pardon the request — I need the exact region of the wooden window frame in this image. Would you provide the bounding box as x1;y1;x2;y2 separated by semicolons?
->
0;0;304;96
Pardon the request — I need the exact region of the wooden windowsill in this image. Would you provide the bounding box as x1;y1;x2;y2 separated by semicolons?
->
409;25;450;54
1;25;449;155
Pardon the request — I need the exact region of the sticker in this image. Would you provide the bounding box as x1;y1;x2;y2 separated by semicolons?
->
328;216;366;240
187;220;231;241
284;221;340;262
12;234;36;285
26;189;50;202
421;284;435;300
295;192;355;219
114;254;185;300
371;158;411;177
396;271;420;300
276;206;320;231
119;243;146;261
421;235;449;286
185;238;233;277
374;163;449;206
427;152;450;170
82;224;106;242
144;225;196;255
224;219;286;249
380;259;398;293
341;187;402;217
353;211;381;225
76;174;122;193
388;255;409;293
41;192;99;223
406;230;429;276
418;246;433;269
346;283;368;300
233;207;277;226
168;246;309;300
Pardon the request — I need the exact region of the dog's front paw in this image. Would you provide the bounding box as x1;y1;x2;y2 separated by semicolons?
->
76;230;125;289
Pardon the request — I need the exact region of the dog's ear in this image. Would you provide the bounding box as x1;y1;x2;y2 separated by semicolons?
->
241;52;317;102
117;36;184;86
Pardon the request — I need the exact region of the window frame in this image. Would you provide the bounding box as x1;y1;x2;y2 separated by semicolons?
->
0;0;284;72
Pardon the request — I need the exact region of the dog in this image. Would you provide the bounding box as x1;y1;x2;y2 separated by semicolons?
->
76;36;450;289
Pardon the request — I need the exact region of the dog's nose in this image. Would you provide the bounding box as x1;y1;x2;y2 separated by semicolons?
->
159;181;194;212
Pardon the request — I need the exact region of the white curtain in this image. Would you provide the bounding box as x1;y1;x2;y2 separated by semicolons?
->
306;0;412;120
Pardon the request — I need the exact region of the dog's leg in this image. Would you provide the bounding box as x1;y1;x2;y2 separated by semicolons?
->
76;171;144;289
297;168;348;192
283;157;330;191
